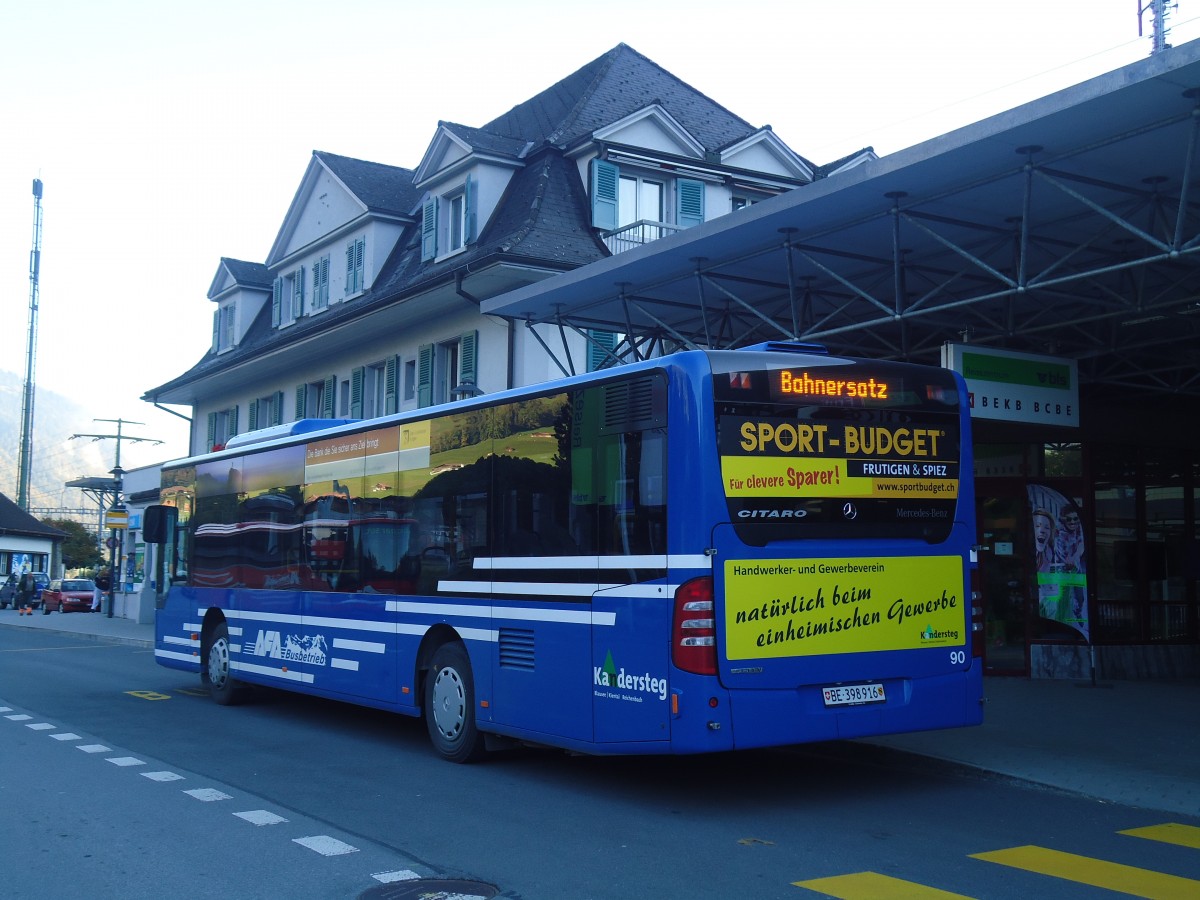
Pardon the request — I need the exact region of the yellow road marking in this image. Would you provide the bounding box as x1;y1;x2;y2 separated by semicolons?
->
793;871;973;898
1120;823;1200;850
126;690;172;700
971;845;1200;899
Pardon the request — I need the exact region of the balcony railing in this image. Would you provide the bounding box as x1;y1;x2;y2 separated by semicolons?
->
602;220;684;255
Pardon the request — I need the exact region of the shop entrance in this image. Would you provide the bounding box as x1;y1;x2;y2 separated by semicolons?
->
977;481;1033;674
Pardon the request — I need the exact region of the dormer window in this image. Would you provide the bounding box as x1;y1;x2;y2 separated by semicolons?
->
421;179;476;261
590;159;706;254
212;302;236;352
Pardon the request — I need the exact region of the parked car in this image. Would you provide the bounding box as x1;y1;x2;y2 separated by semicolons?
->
0;572;50;609
41;578;98;613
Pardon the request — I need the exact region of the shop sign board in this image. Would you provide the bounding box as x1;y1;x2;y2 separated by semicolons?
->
941;343;1079;427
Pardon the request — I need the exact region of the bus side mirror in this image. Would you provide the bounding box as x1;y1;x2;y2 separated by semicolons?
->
143;505;176;544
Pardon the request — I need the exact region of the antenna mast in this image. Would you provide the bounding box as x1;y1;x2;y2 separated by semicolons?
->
1139;1;1176;54
17;179;44;511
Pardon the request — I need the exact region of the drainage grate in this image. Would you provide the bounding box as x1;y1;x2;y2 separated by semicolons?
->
358;879;499;900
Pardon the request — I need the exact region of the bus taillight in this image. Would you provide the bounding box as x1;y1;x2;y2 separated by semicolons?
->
970;568;985;659
673;576;716;675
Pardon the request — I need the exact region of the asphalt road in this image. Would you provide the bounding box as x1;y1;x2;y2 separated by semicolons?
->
2;627;1198;899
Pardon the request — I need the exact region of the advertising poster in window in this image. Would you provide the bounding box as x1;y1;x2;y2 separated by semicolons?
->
1027;484;1088;641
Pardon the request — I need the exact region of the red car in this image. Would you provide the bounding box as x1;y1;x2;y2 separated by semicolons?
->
41;578;97;613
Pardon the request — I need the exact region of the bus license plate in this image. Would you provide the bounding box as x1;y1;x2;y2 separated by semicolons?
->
822;683;886;707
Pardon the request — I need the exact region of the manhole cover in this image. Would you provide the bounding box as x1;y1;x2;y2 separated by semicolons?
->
359;878;499;900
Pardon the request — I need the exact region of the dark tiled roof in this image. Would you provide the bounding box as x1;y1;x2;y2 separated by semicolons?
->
315;151;420;216
483;43;757;152
0;493;66;540
437;123;530;159
220;258;271;288
146;46;797;400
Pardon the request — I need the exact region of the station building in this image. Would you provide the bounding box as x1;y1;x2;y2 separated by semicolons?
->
144;42;1200;679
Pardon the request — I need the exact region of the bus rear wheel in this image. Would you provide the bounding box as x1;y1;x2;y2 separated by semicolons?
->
204;621;245;706
425;642;485;763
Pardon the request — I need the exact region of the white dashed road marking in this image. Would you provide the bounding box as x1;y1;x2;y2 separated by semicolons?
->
235;809;288;826
373;870;421;883
106;756;146;767
184;787;233;802
294;835;360;856
4;706;438;886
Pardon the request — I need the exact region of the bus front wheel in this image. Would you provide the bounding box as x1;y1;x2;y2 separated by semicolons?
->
424;642;485;763
204;621;245;706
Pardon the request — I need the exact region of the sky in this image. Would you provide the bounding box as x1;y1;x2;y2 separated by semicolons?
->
2;0;1198;481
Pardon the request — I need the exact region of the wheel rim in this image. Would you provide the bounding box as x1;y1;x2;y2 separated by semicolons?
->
430;665;466;741
208;636;230;690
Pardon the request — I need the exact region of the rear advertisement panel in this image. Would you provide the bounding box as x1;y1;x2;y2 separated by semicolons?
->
724;555;965;659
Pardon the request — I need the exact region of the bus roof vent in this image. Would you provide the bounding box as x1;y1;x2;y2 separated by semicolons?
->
741;341;829;355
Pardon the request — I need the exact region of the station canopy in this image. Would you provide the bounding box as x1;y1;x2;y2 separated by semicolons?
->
485;41;1200;399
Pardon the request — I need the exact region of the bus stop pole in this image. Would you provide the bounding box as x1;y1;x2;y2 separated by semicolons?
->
107;528;117;618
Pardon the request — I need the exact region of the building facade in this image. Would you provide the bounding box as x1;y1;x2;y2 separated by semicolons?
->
145;44;869;456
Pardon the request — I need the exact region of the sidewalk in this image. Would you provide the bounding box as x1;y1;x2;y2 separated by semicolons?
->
3;610;1197;817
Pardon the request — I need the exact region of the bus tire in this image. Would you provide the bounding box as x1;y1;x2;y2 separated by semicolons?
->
204;621;245;706
424;642;485;763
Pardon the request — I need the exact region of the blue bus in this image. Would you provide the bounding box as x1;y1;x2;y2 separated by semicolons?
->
146;343;983;761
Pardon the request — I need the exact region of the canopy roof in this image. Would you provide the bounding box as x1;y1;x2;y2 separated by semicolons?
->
486;41;1200;398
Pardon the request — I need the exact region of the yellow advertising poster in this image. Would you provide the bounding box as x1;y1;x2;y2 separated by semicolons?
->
724;556;965;659
721;456;958;499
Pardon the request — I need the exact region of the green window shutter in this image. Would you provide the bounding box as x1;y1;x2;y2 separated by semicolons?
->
676;178;705;228
350;366;365;418
247;400;259;432
206;413;216;450
421;198;438;261
322;375;336;418
587;329;618;372
271;277;282;326
227;405;239;437
384;355;399;415
459;330;478;387
295;384;307;420
417;344;433;408
272;391;284;425
590;159;619;230
352;239;364;292
292;267;305;317
211;311;219;351
463;177;476;243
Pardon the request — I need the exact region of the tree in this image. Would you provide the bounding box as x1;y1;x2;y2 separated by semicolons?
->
42;518;104;570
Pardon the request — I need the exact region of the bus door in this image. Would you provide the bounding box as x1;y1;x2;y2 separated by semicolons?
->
591;570;672;745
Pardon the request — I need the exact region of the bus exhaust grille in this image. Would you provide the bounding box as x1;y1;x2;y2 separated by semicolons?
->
498;628;536;670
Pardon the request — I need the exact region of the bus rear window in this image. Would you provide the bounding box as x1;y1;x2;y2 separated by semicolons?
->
713;361;961;544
